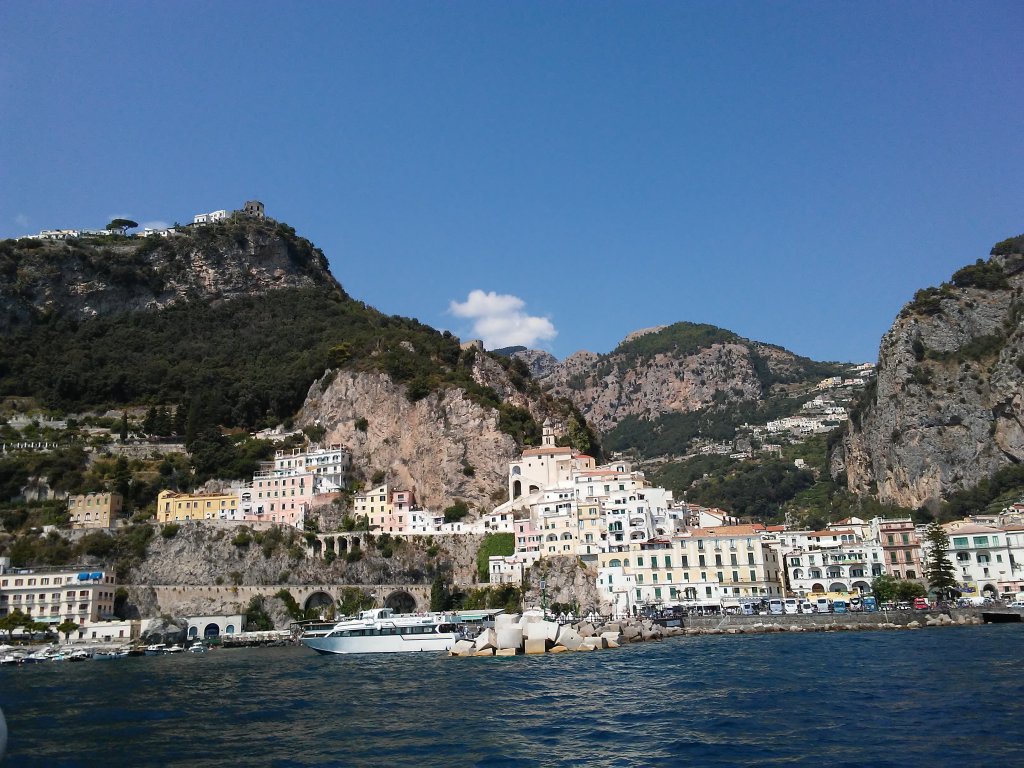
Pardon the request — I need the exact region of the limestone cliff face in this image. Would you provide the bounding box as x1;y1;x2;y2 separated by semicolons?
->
511;349;559;379
0;218;338;331
835;248;1024;509
298;371;522;510
535;324;827;434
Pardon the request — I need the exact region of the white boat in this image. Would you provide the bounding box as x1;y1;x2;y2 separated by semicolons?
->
144;644;165;656
186;643;207;654
301;608;462;655
165;644;184;653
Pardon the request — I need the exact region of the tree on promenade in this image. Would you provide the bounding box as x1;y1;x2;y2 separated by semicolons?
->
57;620;80;643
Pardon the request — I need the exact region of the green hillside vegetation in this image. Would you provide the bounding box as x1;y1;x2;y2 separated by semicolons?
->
653;433;918;528
611;323;740;364
1;219;552;447
605;392;819;458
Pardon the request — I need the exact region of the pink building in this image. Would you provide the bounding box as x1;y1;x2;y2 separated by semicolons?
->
876;518;926;581
513;515;541;565
244;468;313;528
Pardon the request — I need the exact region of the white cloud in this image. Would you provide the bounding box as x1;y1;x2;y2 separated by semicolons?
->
449;289;557;349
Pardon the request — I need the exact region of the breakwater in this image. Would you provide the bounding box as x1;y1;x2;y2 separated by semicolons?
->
450;607;997;657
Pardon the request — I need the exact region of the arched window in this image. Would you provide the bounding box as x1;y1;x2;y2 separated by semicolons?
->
608;559;622;568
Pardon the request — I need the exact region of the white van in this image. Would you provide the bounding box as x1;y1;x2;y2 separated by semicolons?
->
768;598;784;615
815;598;831;614
784;598;799;614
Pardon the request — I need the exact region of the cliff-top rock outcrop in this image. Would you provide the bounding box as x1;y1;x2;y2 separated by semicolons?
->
0;217;338;331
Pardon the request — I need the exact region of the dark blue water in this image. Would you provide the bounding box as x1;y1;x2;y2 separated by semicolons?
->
2;625;1022;767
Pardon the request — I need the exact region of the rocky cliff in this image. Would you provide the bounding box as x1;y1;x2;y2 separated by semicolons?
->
834;235;1024;509
532;323;842;435
0;217;339;332
297;352;574;510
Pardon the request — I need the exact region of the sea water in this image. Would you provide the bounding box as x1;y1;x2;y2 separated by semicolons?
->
1;624;1022;767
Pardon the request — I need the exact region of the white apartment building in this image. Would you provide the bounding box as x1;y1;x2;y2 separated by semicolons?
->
943;523;1014;599
0;565;117;627
192;209;229;224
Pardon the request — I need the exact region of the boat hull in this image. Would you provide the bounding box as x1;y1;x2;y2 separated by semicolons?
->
302;632;459;655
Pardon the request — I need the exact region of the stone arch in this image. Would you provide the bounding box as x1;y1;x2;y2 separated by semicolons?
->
203;623;220;638
304;591;335;612
225;624;236;635
829;582;848;593
337;536;348;552
188;626;198;639
811;583;826;593
852;581;870;594
312;539;323;557
512;480;522;499
982;583;997;597
529;485;539;494
384;590;417;614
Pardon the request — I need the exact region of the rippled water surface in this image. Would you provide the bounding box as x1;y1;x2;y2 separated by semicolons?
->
2;625;1022;767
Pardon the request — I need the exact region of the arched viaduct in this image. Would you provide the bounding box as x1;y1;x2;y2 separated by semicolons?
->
149;582;432;618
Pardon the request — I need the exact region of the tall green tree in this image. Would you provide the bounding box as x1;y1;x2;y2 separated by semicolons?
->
925;522;959;599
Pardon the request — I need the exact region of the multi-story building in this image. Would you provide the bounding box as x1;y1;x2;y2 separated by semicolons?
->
784;542;884;597
1000;521;1024;597
156;489;239;523
505;421;595;505
354;484;392;530
943;523;1014;599
68;492;123;529
272;444;351;493
871;517;926;581
597;526;783;614
513;515;542;566
0;564;117;627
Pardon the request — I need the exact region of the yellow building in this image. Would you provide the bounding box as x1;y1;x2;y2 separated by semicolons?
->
68;492;123;529
156;489;239;523
353;484;392;530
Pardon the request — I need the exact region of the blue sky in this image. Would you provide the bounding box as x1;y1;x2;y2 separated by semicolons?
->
2;2;1021;363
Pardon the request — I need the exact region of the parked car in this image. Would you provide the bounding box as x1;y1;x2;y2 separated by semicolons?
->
784;598;800;614
798;601;815;614
896;601;912;610
815;597;832;614
913;597;930;610
1008;601;1024;609
768;599;784;615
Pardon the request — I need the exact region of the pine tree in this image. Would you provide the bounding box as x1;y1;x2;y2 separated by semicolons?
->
143;406;158;435
119;411;129;442
925;521;959;600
